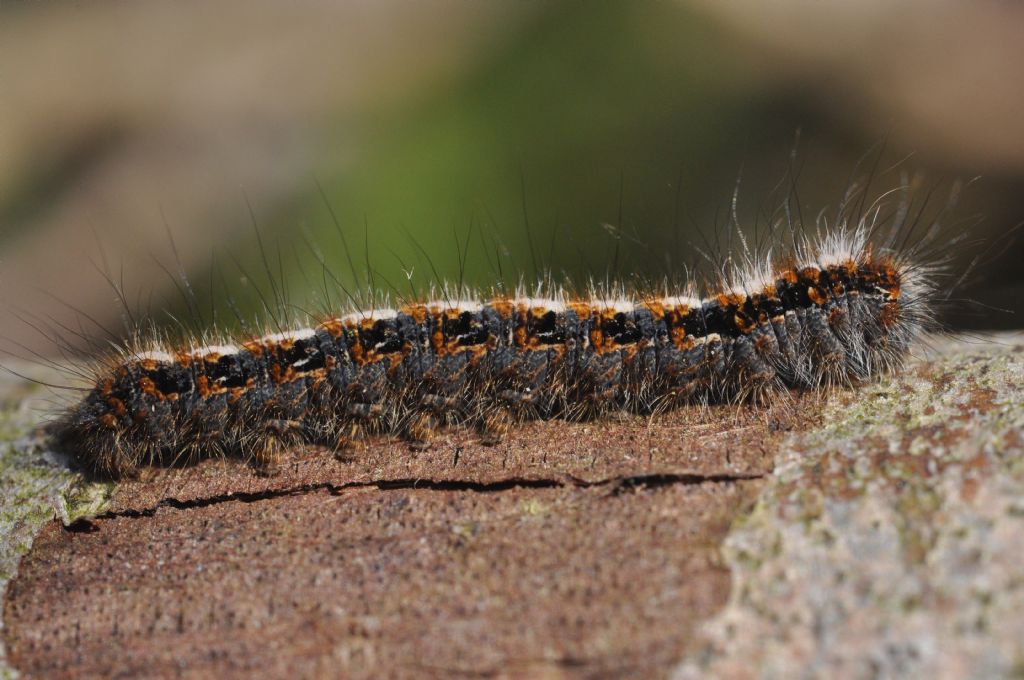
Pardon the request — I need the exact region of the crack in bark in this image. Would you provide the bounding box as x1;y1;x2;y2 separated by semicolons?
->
74;471;765;525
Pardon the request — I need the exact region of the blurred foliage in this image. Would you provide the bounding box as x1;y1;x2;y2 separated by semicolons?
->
213;2;876;321
3;0;1023;344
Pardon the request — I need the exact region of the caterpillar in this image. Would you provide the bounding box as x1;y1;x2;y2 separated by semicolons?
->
48;192;941;479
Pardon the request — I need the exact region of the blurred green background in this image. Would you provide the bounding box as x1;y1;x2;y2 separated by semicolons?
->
2;0;1023;352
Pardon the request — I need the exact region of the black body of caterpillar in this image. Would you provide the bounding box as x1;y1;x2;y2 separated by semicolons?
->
55;225;933;477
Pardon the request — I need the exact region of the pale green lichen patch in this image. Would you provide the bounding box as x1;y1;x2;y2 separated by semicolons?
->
676;333;1024;679
0;373;112;679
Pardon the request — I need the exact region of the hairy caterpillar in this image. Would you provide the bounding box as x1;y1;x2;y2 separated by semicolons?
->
49;188;940;479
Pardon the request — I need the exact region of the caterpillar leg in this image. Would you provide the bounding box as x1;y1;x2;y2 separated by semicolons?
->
333;401;384;457
405;410;438;450
480;405;511;446
405;393;464;450
332;422;364;460
244;418;302;475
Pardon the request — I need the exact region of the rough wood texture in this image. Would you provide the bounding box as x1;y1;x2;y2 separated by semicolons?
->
2;333;1022;678
2;375;790;679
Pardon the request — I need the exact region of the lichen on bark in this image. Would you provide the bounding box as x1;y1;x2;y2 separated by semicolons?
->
0;375;112;679
676;333;1024;679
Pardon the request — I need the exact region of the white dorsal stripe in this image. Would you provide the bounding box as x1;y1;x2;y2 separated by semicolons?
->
425;299;484;313
589;298;637;313
339;308;398;325
514;297;566;313
658;295;702;309
260;328;316;343
133;350;174;363
191;344;240;357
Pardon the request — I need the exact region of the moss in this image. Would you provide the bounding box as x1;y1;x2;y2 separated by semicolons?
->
519;499;549;517
0;378;113;677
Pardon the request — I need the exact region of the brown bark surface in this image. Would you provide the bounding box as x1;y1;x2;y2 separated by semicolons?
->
4;403;803;679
